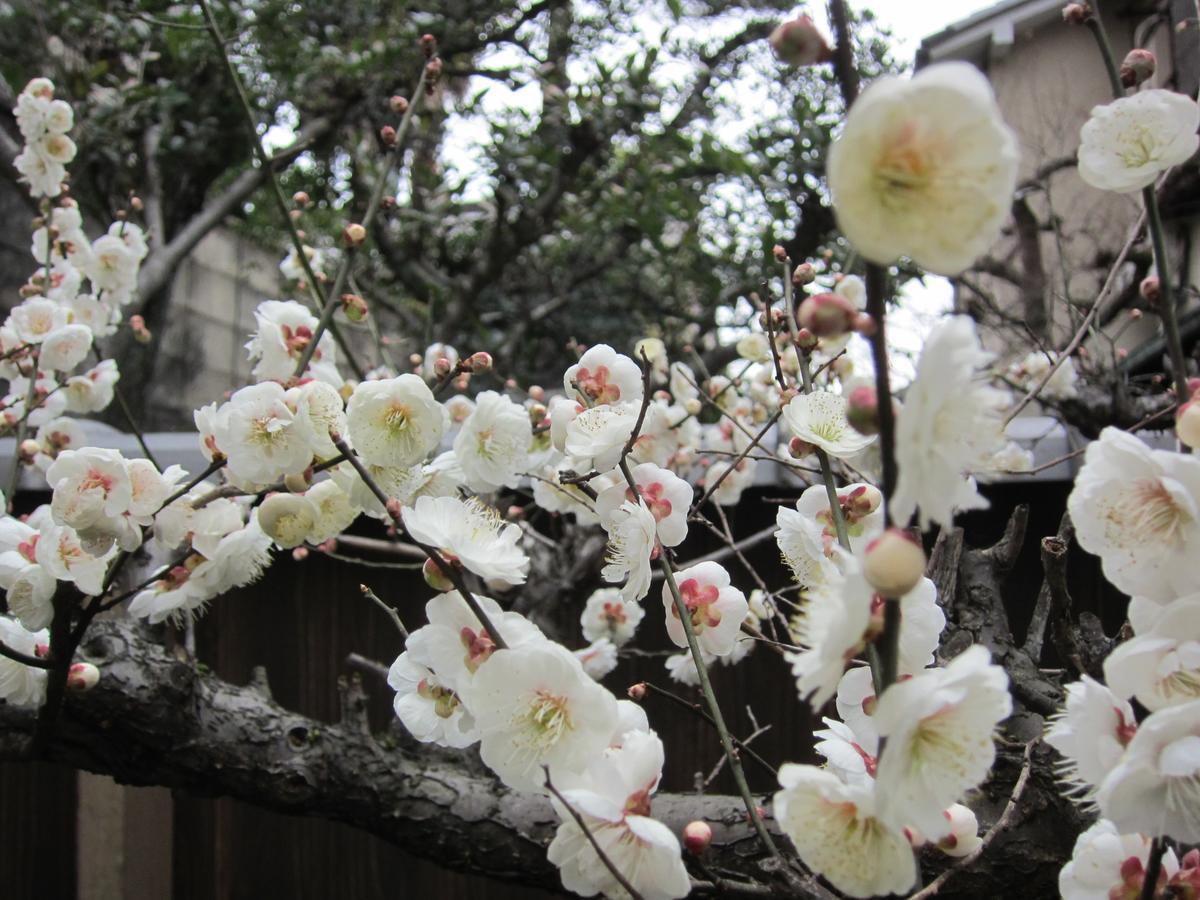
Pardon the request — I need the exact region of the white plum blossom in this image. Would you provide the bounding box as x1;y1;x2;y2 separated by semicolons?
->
401;495;529;585
84;234;137;299
0;616;49;706
246;300;341;386
257;493;318;548
64;360;119;414
1104;597;1200;711
387;652;479;749
775;503;843;588
1096;698;1200;842
1059;818;1180;900
826;61;1019;275
795;482;884;555
288;380;347;460
278;245;325;282
547;729;690;900
464;642;619;792
892;316;1009;528
1078;89;1200;194
1008;350;1078;401
873;645;1012;838
813;717;877;786
563;401;639;472
453;390;531;492
563;344;644;406
581;587;644;647
36;522;115;596
702;457;758;507
783;391;876;460
303;479;359;544
46;447;133;541
595;462;692;547
600;499;658;603
574;639;619;680
346;374;446;468
774;764;917;898
38;324;92;372
662;561;748;657
10;297;69;344
1068;427;1200;602
1045;675;1139;804
213;382;313;486
5;563;57;631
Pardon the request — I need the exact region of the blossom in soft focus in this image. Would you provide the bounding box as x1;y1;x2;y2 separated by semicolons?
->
782;391;876;460
346;374;446;468
1078;89;1200;194
581;586;644;646
873;645;1011;838
452;390;531;492
662;561;748;657
1095;698;1200;842
1068;427;1200;602
0;616;49;706
1008;350;1078;400
547;730;690;900
892;316;1009;528
1104;597;1200;711
775;502;843;588
573;638;619;680
1059;819;1179;900
1045;675;1138;804
938;804;983;858
464;642;618;792
600;499;658;603
774;764;916;898
401;495;529;585
826;61;1019;275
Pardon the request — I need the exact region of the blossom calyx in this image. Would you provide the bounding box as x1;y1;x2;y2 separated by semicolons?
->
769;15;833;67
863;528;926;598
422;556;456;592
792;262;817;286
340;293;369;322
1120;49;1156;87
683;820;713;855
798;292;857;338
66;662;100;691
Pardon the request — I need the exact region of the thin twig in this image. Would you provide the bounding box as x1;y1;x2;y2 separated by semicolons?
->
360;584;409;641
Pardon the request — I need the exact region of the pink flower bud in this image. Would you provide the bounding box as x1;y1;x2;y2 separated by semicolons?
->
384;497;403;521
1061;3;1092;24
292;546;309;561
467;351;493;373
341;293;369;322
423;556;455;592
795;327;819;352
66;662;100;691
379;125;397;146
424;57;443;87
389;95;409;115
769;15;834;67
292;191;310;207
846;385;880;435
129;195;144;212
1140;275;1161;304
1120;49;1156;87
420;33;438;56
853;313;877;337
1177;400;1200;449
772;244;789;262
798;292;857;339
433;357;453;377
18;439;39;463
1188;376;1200;398
1130;308;1143;321
343;222;367;246
792;262;817;286
627;682;647;701
863;528;926;598
683;820;713;855
788;435;816;458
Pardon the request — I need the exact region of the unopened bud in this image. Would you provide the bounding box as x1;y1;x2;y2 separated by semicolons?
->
1140;275;1161;304
528;402;547;421
795;327;819;352
66;662;100;691
422;556;455;591
409;353;424;367
863;528;926;598
293;191;310;207
19;283;41;298
18;439;39;463
1120;49;1155;87
285;471;311;494
528;384;545;401
683;820;714;855
341;293;369;322
384;497;403;521
1187;376;1200;398
684;397;702;416
769;14;834;66
798;292;858;339
846;385;880;435
1130;308;1143;321
1062;3;1092;24
130;314;152;344
847;484;883;517
129;195;144;212
380;195;397;211
292;546;310;561
853;313;877;337
424;58;443;88
420;33;438;56
289;209;303;222
627;682;648;701
343;222;367;246
772;244;788;263
1177;400;1200;449
433;357;453;378
467;351;493;373
389;95;410;115
379;125;397;146
506;505;523;520
504;378;519;391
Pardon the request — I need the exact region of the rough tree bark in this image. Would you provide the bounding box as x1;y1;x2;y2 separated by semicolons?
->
0;509;1090;898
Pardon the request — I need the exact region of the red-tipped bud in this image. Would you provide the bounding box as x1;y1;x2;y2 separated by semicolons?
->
18;439;39;463
1062;3;1092;24
1177;400;1200;449
424;57;443;87
433;357;453;378
420;34;438;56
1187;376;1200;398
683;821;713;855
1120;49;1156;87
467;351;493;373
788;435;816;458
627;682;648;701
772;244;788;263
769;14;834;66
864;529;926;598
343;222;367;247
384;497;403;521
66;662;100;691
293;191;310;207
380;195;397;211
1130;308;1143;321
422;556;455;592
379;125;397;146
292;546;310;561
389;95;410;115
1140;275;1161;305
846;385;880;436
798;292;858;339
129;195;144;212
853;313;877;337
795;327;819;352
341;293;369;322
792;262;817;286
